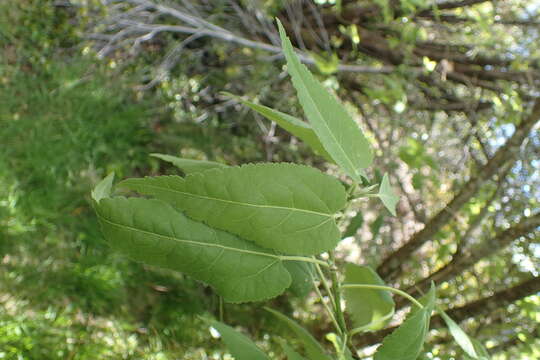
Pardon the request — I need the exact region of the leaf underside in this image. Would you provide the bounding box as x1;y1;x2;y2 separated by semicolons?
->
95;196;291;303
120;163;346;255
211;321;270;360
277;20;373;183
225;93;333;162
378;173;399;216
343;264;395;331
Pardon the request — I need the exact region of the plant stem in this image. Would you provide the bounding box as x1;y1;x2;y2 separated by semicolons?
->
280;255;330;267
329;251;348;336
310;272;342;336
315;261;336;309
341;284;424;309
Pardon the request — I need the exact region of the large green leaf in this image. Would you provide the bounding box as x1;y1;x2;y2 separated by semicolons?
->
277;20;373;183
94;196;291;303
374;286;436;360
224;93;332;161
438;308;478;359
265;308;332;360
343;264;395;331
120;163;346;255
284;261;314;297
151;153;227;174
378;173;399;216
211;321;270;360
281;343;308;360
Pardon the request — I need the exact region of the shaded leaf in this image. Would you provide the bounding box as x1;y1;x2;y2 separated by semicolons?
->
151;153;227;174
281;342;308;360
343;211;364;238
374;286;436;360
211;321;270;360
91;173;115;202
95;196;291;303
277;19;372;183
284;261;314;297
223;93;332;161
265;308;332;360
344;264;395;331
378;173;399;216
120;163;346;255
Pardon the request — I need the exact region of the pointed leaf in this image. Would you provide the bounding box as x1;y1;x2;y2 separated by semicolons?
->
344;264;395;331
224;93;332;161
151;153;227;174
95;197;291;303
281;343;308;360
91;173;115;202
343;211;364;238
120;163;346;255
468;339;490;360
284;261;314;297
378;173;399;216
277;20;372;183
265;308;332;360
211;321;270;360
374;286;436;360
438;307;478;359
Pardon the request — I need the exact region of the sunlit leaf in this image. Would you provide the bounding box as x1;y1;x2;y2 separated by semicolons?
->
343;264;395;331
438;307;478;359
94;196;291;303
265;308;332;360
120;163;346;255
211;321;270;360
277;19;373;183
91;173;115;202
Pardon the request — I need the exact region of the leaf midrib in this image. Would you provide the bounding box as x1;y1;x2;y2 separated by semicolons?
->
134;183;334;218
96;212;282;260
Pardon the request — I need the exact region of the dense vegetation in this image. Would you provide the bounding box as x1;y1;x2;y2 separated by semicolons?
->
1;0;538;359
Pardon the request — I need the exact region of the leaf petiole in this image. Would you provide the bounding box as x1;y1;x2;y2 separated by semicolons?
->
341;284;424;310
280;256;330;267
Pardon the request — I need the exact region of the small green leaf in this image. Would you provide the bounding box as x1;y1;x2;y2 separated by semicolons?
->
95;196;291;303
468;338;490;360
326;333;356;360
343;264;395;331
281;342;308;360
374;286;436;360
378;173;399;216
120;163;346;255
343;212;364;238
438;307;478;359
211;321;270;360
265;308;332;360
91;173;115;202
223;93;333;162
150;153;227;174
284;261;314;297
277;19;373;183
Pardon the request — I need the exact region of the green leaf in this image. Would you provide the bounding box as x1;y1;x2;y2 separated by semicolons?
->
378;173;399;216
211;321;270;360
374;286;436;360
150;153;227;174
120;163;346;255
91;173;115;202
223;93;333;162
281;342;308;360
438;307;478;359
265;308;332;360
326;333;356;360
343;211;364;238
95;196;291;303
468;339;490;360
277;19;373;183
343;264;395;332
284;261;314;297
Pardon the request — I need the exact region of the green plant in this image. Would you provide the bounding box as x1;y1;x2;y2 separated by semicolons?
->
91;20;490;359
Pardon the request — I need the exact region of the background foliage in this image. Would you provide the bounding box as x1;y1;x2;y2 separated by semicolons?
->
1;0;539;359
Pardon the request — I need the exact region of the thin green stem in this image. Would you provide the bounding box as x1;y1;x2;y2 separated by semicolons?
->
279;255;330;267
315;261;336;309
329;252;347;336
341;284;424;310
310;272;342;336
